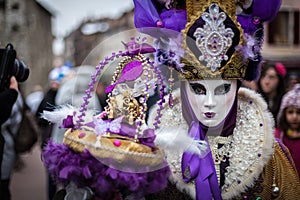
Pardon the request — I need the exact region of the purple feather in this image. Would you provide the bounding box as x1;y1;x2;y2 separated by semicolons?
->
105;60;144;93
42;141;170;199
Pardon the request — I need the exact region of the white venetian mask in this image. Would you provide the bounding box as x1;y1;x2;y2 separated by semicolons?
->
185;79;237;127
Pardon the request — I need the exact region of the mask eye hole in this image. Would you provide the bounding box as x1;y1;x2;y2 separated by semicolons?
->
214;84;231;95
189;83;206;95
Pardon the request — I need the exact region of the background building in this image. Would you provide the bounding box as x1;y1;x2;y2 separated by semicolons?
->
1;0;299;96
63;1;299;74
63;9;135;67
262;0;300;72
0;0;53;95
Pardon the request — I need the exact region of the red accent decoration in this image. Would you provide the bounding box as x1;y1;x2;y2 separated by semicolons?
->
78;132;86;138
113;140;121;147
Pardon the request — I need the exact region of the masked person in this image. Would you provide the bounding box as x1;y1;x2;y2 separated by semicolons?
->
134;0;300;199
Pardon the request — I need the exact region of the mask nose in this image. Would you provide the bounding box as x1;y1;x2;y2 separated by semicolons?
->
204;92;216;109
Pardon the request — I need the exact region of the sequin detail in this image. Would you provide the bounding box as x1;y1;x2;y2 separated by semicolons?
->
194;3;234;72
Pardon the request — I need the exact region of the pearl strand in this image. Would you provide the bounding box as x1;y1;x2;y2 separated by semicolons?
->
149;61;167;129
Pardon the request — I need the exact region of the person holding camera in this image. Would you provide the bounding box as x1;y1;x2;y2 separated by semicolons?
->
0;76;18;124
0;76;18;195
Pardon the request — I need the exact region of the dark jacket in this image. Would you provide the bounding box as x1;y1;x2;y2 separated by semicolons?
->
35;88;57;149
0;89;18;180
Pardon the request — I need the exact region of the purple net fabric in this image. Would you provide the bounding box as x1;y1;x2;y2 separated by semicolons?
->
42;141;170;199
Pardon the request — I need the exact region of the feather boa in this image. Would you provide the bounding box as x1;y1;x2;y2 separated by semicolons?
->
42;141;170;199
41;104;97;126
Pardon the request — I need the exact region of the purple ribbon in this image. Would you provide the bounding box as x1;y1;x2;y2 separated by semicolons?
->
181;121;222;200
118;124;157;149
139;128;156;149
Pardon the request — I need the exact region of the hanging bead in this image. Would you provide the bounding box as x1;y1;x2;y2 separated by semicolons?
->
271;184;280;197
169;93;174;108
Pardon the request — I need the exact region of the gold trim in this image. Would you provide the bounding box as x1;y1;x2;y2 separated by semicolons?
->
63;128;165;167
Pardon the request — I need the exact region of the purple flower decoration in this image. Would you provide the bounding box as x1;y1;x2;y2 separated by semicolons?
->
62;115;74;129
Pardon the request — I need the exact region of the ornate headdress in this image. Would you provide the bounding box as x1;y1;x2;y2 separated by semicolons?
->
134;0;281;80
181;0;246;80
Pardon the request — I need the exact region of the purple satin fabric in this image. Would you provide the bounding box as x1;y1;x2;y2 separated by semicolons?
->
119;123;157;149
181;121;222;200
133;0;160;28
237;0;282;36
159;9;187;32
252;0;282;22
133;0;187;31
133;0;187;38
133;0;281;39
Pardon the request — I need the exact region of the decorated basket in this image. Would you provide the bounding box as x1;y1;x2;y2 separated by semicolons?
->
42;37;171;199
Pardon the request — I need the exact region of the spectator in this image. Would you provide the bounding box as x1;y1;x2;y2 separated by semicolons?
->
275;83;300;176
25;84;44;114
257;62;286;125
51;65;102;144
35;66;72;200
0;77;18;124
0;76;18;197
286;71;300;92
95;81;108;112
1;92;23;200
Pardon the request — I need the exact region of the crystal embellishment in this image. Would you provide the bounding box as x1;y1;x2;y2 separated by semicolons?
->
194;3;234;72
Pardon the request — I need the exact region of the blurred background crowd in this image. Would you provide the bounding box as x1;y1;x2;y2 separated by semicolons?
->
0;0;299;199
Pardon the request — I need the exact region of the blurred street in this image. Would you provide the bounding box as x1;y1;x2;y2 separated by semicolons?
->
10;144;47;200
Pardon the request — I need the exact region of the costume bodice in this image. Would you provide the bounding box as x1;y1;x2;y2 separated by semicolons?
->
148;87;300;199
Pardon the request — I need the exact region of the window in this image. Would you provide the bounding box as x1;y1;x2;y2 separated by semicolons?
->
11;2;19;10
0;0;6;10
268;9;300;46
11;23;19;32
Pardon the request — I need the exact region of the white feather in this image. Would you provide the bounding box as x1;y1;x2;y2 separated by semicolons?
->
41;104;97;125
155;126;209;158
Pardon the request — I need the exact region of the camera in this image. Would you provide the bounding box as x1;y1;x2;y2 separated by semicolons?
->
0;43;29;91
